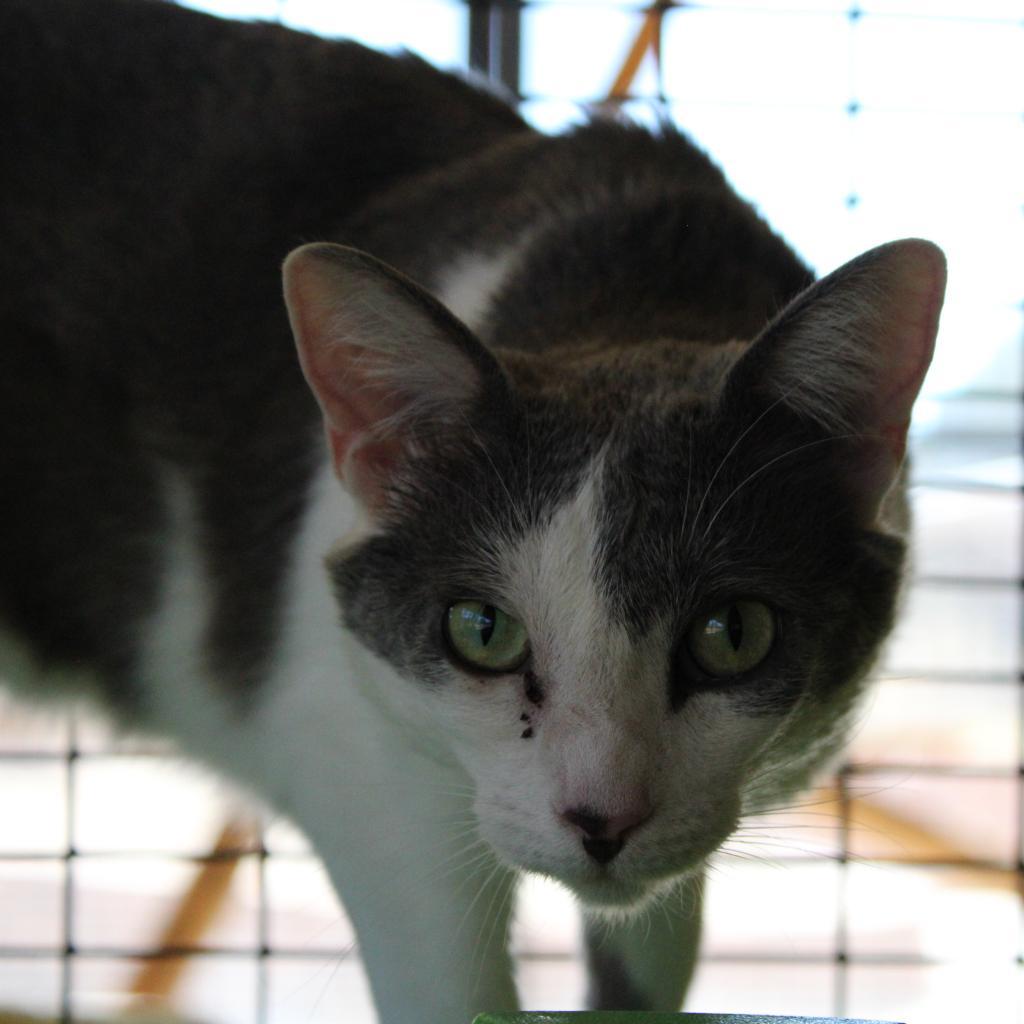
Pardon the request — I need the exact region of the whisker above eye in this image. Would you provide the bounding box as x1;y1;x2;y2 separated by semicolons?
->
687;389;795;548
699;432;859;543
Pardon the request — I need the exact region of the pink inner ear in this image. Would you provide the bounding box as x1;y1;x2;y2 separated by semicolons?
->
308;349;409;510
328;427;405;511
284;251;411;508
874;241;947;462
848;241;946;523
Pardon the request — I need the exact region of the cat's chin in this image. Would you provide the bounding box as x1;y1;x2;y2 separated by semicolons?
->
560;872;683;913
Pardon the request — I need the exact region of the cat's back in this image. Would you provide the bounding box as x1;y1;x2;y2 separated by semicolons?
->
0;0;529;423
0;0;528;324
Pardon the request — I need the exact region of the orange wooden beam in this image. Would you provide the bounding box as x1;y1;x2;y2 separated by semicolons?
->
128;819;257;1006
607;2;667;101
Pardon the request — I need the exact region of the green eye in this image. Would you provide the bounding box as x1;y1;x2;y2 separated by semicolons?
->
444;601;530;673
688;600;775;678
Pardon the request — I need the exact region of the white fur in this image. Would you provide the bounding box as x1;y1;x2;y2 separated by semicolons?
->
434;244;524;335
136;472;219;739
136;464;518;1022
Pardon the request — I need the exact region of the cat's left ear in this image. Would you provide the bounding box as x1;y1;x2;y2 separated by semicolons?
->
723;238;946;524
283;243;509;512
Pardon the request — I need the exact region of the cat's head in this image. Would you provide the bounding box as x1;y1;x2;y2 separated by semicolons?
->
282;238;945;909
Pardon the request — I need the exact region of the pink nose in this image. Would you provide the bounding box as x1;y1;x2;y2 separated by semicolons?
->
560;802;651;864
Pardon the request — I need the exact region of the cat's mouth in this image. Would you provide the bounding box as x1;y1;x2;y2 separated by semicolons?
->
485;838;674;909
544;846;708;910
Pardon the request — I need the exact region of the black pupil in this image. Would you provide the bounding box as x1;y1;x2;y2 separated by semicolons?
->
479;605;496;645
727;605;743;651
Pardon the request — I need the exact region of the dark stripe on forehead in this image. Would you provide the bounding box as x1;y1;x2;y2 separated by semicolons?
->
594;414;703;636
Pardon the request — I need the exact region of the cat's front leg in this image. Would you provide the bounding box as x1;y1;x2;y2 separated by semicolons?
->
289;753;520;1024
582;873;703;1011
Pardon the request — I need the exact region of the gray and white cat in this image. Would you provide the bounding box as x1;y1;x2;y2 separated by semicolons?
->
0;1;946;1020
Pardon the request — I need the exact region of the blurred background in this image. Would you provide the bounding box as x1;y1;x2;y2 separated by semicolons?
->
1;1;1022;1022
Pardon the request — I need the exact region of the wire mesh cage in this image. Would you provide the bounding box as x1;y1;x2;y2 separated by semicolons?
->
0;1;1022;1022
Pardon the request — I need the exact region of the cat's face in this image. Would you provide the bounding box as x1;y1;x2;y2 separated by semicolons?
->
328;344;903;908
283;238;943;909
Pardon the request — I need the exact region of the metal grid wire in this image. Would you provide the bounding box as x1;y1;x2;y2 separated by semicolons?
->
1;1;1022;1021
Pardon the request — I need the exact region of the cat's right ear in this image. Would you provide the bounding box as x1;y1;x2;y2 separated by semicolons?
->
283;243;508;512
720;238;946;526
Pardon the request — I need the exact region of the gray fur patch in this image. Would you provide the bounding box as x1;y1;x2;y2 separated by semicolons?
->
585;926;654;1011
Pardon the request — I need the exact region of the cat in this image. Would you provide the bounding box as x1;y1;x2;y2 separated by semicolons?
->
0;0;946;1021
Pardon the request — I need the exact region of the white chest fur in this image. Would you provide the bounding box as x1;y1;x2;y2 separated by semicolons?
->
137;465;516;1021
